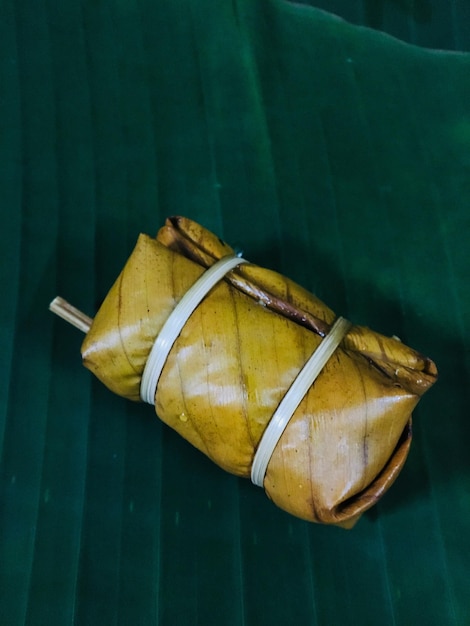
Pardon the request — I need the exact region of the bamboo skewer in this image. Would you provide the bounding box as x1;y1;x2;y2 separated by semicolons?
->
49;296;92;333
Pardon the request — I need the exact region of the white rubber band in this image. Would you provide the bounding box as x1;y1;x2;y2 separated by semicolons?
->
140;254;248;404
250;316;352;487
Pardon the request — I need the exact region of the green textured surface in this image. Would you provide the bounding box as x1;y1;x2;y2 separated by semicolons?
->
1;1;469;624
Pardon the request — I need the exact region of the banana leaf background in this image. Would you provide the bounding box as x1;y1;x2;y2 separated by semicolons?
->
1;0;469;624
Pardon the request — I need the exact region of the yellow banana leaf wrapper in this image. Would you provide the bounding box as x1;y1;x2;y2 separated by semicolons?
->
81;217;437;528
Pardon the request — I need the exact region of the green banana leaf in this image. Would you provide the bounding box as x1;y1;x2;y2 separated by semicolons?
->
1;1;469;624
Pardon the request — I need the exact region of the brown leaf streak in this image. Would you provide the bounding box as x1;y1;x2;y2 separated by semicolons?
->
159;218;331;337
229;288;255;448
118;270;139;376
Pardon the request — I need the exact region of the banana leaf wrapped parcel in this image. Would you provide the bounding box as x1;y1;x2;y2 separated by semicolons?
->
59;217;437;528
